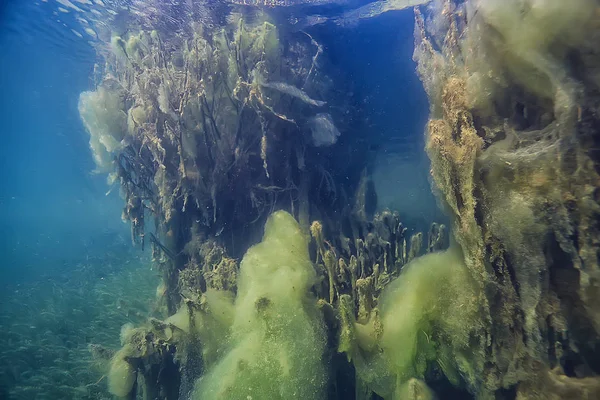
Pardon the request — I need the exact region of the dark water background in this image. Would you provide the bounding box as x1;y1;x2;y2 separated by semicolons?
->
0;1;441;398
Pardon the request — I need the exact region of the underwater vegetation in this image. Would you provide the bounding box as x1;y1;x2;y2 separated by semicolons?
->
4;0;600;399
191;211;327;399
0;249;160;400
414;0;600;397
76;0;600;398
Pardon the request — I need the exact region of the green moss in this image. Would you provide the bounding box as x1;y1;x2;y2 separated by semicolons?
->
192;211;327;400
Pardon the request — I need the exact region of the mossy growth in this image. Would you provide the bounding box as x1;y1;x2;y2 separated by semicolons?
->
107;345;137;398
344;248;485;399
192;211;327;400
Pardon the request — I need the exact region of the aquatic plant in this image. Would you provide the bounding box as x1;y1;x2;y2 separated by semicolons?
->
414;0;600;397
191;211;327;399
78;7;378;328
66;0;600;399
338;247;483;398
101;206;443;399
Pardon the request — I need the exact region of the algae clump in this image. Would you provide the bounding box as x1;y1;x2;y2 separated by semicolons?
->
380;248;483;387
348;248;484;399
78;86;127;173
193;210;327;400
107;345;137;398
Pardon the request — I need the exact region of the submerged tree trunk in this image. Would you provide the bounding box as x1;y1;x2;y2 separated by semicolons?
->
414;0;600;397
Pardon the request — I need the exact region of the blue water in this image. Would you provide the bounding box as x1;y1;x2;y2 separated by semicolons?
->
303;7;444;231
0;3;153;398
0;0;130;285
0;1;442;398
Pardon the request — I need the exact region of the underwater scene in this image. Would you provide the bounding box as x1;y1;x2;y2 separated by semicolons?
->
1;0;600;399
